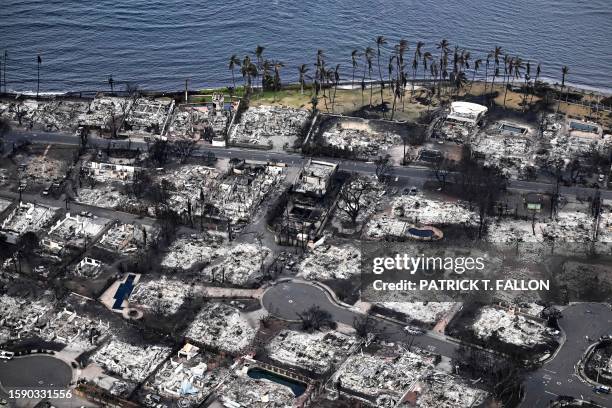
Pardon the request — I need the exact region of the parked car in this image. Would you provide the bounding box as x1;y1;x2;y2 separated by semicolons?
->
593;385;610;394
404;325;425;335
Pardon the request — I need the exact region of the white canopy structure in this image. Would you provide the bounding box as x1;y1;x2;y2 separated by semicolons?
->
447;102;488;125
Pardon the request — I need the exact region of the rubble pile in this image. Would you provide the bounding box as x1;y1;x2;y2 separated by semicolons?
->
77;186;128;209
149;347;228;406
161;233;225;270
18;154;66;183
201;243;270;285
92;338;172;383
0;294;54;342
167;104;228;139
332;346;434;405
72;257;104;278
229;105;309;149
185;302;256;353
163;163;283;224
216;370;295;408
79;96;131;128
40;309;109;351
47;213;108;248
472;133;534;173
1;202;57;242
267;330;358;374
98;222;155;254
376;302;456;325
124;97;174;135
1;99;88;131
364;214;407;239
335;176;385;224
297;244;360;281
413;372;488;408
472;306;555;347
321;120;401;156
391;194;477;226
487;211;602;244
131;277;190;315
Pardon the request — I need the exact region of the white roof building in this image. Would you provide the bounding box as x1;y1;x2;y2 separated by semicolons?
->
447;102;488;125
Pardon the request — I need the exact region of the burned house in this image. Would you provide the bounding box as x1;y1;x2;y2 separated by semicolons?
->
434;101;488;142
274;160;338;245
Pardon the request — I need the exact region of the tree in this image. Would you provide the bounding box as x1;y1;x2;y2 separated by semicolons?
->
375;36;387;104
468;58;482;94
149;139;169;166
352;310;379;339
453;71;468;96
350;49;360;91
36;54;42;99
557;65;569;114
172;139;196;164
411;41;424;100
108;75;114;93
241;56;257;94
337;176;370;225
432;157;455;190
228;55;241;90
375;154;392;183
298;64;309;95
363;47;375;107
297;306;336;332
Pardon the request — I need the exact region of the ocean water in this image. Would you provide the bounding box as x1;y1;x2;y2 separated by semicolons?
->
1;0;611;93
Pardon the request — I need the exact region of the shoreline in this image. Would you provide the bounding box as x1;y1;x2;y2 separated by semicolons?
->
3;78;611;99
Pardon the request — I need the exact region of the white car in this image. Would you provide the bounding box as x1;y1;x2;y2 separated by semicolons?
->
404;325;425;335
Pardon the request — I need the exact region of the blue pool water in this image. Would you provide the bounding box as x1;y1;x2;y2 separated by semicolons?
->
247;367;306;397
408;228;435;238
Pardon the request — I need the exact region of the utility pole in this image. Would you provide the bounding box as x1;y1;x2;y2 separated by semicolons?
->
184;79;188;103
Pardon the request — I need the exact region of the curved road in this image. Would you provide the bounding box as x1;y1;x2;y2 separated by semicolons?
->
521;303;612;407
262;281;460;358
263;282;612;408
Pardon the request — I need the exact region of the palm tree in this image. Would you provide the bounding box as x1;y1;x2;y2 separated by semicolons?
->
422;52;432;81
315;49;325;96
228;55;241;90
108;75;114;93
468;59;482;94
483;53;491;95
241;55;257;94
261;60;271;91
454;71;468;95
489;46;503;97
298;64;309;95
331;64;340;111
366;48;375;106
529;63;541;105
351;50;360;90
272;61;284;101
36;54;42;98
362;47;374;107
557;65;569;114
521;60;531;110
436;39;449;96
254;45;265;68
490;66;500;106
411;41;424;100
504;56;523;108
375;36;387;103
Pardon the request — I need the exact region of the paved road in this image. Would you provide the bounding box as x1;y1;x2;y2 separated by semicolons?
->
5;130;612;200
521;303;612;408
0;189;158;228
261;281;460;358
264;282;612;408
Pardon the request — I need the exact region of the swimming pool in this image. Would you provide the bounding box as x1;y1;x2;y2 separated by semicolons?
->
247;367;306;397
499;123;527;135
407;228;435;238
570;121;598;133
